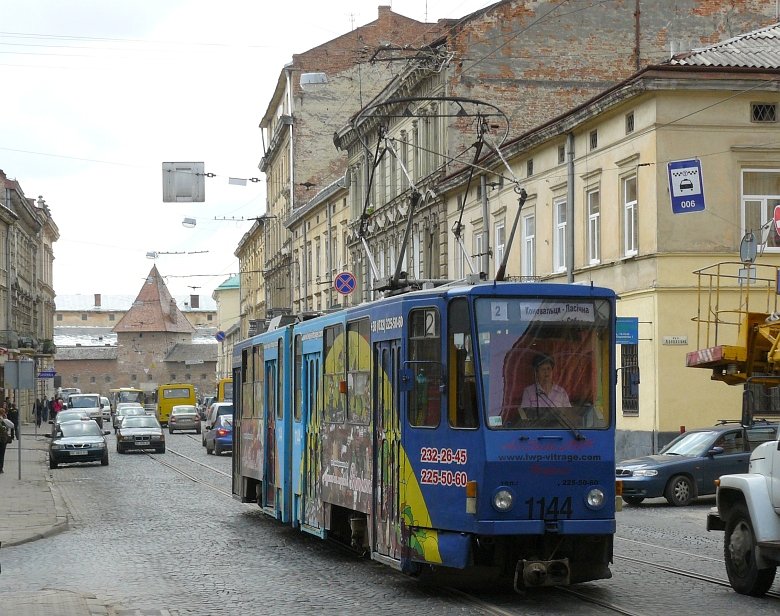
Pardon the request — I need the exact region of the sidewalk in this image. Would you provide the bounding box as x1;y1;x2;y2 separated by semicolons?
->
0;423;114;615
0;424;68;547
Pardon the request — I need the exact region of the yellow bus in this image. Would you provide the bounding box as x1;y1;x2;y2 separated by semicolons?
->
216;377;233;402
156;383;196;426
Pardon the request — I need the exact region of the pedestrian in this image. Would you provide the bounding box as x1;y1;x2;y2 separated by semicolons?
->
6;398;19;440
34;397;44;427
41;396;49;422
0;407;14;474
52;396;63;416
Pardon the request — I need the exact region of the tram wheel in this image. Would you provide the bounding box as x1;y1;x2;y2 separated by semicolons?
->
724;504;777;596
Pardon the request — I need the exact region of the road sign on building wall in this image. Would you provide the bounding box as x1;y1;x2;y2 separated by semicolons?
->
667;159;705;214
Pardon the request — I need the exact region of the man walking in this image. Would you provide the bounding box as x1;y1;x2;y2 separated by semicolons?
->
6;398;18;440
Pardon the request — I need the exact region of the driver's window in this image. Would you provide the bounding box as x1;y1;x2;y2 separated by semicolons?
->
408;308;441;428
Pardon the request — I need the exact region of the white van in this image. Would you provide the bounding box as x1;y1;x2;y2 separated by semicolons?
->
65;393;104;428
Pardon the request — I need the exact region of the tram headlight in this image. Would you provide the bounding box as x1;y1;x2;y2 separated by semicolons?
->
585;487;605;510
492;489;514;512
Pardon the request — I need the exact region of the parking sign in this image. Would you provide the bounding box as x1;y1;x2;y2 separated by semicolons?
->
668;159;705;214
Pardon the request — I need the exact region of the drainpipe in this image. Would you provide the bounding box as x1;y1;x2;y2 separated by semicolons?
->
566;132;575;283
481;175;490;277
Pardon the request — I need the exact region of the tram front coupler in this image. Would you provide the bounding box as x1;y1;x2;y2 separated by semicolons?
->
514;557;570;590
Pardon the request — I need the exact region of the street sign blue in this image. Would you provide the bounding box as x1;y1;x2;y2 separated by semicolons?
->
334;271;357;296
616;317;639;345
38;370;56;379
668;159;705;214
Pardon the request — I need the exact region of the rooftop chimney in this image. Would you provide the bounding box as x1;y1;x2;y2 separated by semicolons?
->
190;294;200;309
94;294;101;308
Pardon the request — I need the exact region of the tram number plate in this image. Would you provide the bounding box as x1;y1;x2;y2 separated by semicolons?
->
69;450;88;456
525;496;573;519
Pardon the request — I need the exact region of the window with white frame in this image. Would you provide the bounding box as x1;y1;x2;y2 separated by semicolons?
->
742;169;780;249
553;197;567;272
522;214;535;278
623;175;638;256
586;187;601;264
454;234;465;279
474;232;484;273
314;239;321;280
494;221;505;276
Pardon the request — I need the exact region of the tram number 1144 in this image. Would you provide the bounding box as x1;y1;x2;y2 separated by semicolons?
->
525;496;573;519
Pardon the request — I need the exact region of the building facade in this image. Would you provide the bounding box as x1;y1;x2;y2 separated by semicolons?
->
212;275;240;379
0;171;59;420
236;6;446;333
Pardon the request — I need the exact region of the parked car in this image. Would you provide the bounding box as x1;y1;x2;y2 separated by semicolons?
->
113;404;146;432
205;415;233;456
100;396;111;421
49;419;109;469
65;393;105;428
116;416;165;454
202;402;233;446
616;422;778;506
50;409;91;436
168;405;201;434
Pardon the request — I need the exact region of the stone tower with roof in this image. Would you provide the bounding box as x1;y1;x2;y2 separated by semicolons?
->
113;266;213;395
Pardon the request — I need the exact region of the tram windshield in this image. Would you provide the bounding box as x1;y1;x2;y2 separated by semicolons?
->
474;297;612;430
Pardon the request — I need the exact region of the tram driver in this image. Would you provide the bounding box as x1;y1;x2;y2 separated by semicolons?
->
520;353;571;409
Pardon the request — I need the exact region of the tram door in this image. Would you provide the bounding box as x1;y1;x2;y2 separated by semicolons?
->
264;359;277;510
301;353;323;531
373;339;401;559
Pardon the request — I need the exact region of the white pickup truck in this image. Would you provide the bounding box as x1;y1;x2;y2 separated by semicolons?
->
707;438;780;595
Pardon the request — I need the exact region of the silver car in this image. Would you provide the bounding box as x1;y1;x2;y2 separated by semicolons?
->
168;405;201;434
113;405;146;433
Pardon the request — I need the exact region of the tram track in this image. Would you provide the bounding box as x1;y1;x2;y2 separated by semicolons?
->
614;553;780;600
140;443;233;498
615;535;780;599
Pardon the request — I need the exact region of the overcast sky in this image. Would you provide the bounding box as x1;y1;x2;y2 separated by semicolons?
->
0;0;492;300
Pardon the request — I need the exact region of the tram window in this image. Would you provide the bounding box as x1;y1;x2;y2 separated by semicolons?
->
347;319;370;424
294;335;302;422
408;308;441;428
448;299;478;428
276;339;283;419
323;324;346;423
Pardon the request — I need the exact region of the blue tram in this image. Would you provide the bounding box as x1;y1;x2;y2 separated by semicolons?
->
231;280;617;590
